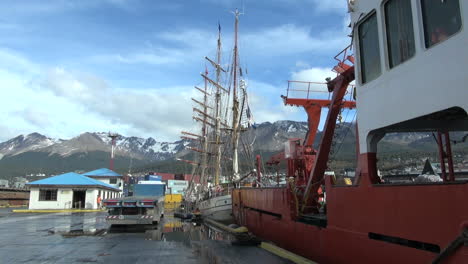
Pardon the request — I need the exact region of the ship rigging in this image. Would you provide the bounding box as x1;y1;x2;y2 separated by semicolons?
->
180;9;254;222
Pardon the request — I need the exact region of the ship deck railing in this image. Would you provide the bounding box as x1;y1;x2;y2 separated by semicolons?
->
285;80;355;102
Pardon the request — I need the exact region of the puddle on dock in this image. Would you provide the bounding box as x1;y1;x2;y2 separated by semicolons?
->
44;211;236;243
42;212;108;237
144;215;235;246
59;228;107;237
36;211;290;263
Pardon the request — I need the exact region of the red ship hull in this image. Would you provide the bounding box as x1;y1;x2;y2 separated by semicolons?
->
233;155;468;263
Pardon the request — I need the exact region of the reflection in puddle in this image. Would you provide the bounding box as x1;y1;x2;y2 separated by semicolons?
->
109;224;156;233
59;229;107;237
145;229;163;240
43;212;109;237
43;210;238;245
146;213;236;247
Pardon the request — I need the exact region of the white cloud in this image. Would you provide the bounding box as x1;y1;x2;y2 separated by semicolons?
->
0;48;337;143
14;108;51;127
0;0;141;15
0;124;22;142
0;1;353;143
94;23;348;67
0;68;76;140
0;48;198;142
309;0;348;13
295;60;311;69
291;67;334;83
0;47;301;143
287;65;356;129
202;0;348;14
119;52;183;65
91;29;217;66
38;67;197;141
289;66;355;97
228;23;348;57
247;80;303;124
0;49;40;74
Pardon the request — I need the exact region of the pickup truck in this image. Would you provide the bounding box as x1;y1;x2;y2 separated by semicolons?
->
103;183;165;225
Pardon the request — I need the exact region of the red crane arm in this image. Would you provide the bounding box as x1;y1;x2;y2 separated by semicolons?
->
301;66;356;213
283;98;356;147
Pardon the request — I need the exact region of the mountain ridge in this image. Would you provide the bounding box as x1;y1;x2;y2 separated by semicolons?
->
0;131;188;161
0;120;466;181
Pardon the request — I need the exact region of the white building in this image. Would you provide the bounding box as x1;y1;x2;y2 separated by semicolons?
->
27;172;120;210
82;168;124;196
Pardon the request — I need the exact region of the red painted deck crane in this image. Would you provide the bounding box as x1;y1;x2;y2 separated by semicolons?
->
266;49;356;214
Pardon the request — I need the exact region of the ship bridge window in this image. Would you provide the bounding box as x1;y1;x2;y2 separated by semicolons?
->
422;0;462;48
358;12;382;84
385;0;415;68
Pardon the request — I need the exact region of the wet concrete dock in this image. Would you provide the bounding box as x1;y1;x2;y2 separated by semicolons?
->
0;208;291;263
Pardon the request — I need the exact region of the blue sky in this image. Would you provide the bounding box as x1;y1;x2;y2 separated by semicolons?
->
0;0;352;142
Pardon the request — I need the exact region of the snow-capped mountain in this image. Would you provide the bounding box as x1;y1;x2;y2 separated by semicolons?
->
1;120;460;173
0;132;188;161
0;121;346;162
0;133;63;157
0;121;466;181
242;120;310;152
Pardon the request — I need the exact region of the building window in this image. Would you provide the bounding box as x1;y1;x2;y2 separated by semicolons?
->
421;0;462;48
109;178;117;184
385;0;415;68
358;12;382;83
39;189;57;201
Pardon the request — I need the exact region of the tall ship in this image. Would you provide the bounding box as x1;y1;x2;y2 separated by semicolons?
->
232;0;468;263
181;10;253;222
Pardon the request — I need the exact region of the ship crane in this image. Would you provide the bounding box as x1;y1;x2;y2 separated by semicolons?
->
301;48;356;214
266;59;356;214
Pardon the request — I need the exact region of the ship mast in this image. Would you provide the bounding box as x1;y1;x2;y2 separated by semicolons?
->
199;67;209;186
214;23;222;186
203;23;227;186
231;9;241;180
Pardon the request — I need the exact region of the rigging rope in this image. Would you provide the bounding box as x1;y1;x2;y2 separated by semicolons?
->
330;111;357;162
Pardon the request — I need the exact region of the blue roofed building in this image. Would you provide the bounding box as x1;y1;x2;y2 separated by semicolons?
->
82;168;124;194
27;172;120;210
